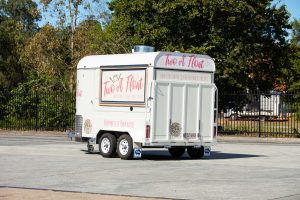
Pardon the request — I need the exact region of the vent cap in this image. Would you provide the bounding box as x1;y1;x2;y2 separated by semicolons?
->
133;45;155;53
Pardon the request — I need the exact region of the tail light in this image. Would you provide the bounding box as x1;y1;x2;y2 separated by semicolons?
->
146;125;150;139
213;127;217;138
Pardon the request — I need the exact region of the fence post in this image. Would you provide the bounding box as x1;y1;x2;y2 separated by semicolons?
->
258;93;261;137
35;92;39;131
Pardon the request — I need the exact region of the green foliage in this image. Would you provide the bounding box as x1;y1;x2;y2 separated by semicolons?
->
0;0;41;33
73;19;103;61
108;0;291;93
1;90;75;130
20;25;70;92
0;19;25;90
37;93;75;129
291;19;300;45
287;19;300;92
288;46;300;91
39;0;110;91
0;0;41;91
0;0;299;132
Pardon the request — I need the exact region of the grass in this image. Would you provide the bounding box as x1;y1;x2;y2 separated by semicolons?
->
218;117;300;137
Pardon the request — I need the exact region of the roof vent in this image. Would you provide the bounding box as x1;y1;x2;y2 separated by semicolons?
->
133;45;155;53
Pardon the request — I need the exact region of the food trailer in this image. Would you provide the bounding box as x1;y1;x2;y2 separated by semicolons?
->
75;46;217;159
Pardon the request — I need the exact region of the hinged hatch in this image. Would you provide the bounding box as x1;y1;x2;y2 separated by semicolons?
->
152;81;215;143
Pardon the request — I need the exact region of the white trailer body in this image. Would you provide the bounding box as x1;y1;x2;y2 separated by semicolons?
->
75;51;217;159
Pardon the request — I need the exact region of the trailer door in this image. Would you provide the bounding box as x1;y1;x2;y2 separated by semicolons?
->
199;85;215;142
152;81;215;143
152;81;215;142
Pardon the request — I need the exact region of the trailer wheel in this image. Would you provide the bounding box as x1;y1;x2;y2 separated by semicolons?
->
117;134;133;160
168;147;185;158
99;133;116;158
187;146;204;159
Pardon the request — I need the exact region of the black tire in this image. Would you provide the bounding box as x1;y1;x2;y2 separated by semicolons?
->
117;134;133;160
168;147;186;158
187;146;204;159
99;133;117;158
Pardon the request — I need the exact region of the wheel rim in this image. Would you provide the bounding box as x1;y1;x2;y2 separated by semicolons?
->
119;139;129;155
101;138;110;154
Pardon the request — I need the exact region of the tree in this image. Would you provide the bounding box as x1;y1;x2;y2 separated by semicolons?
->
0;19;24;91
288;19;300;91
19;18;111;92
291;19;300;45
73;18;102;64
107;0;291;93
40;0;109;91
0;0;41;92
20;25;70;92
0;0;41;33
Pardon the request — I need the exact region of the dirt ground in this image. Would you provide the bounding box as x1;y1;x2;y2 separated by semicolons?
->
0;188;164;200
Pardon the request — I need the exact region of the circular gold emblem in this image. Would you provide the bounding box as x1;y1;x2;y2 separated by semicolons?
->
170;122;182;137
84;119;92;134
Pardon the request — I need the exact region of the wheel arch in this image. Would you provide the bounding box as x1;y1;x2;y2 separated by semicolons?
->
96;130;129;144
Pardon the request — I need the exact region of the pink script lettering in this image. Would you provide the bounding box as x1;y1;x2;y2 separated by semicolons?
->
103;78;123;97
125;74;143;92
103;73;144;97
164;54;205;69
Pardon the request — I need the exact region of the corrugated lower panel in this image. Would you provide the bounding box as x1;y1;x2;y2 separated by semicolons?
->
75;115;83;135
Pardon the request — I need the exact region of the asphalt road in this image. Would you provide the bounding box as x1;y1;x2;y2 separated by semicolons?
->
0;135;300;200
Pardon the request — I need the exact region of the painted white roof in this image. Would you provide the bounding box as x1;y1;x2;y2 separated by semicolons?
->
77;52;215;72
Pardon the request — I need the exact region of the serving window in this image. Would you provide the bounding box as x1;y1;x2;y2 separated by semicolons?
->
100;68;146;106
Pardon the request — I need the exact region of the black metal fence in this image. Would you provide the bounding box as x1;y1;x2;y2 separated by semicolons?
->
0;91;75;131
218;92;300;138
0;90;299;137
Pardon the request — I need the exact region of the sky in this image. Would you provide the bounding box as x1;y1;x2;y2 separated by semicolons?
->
37;0;300;30
35;0;110;27
279;0;300;20
276;0;300;39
